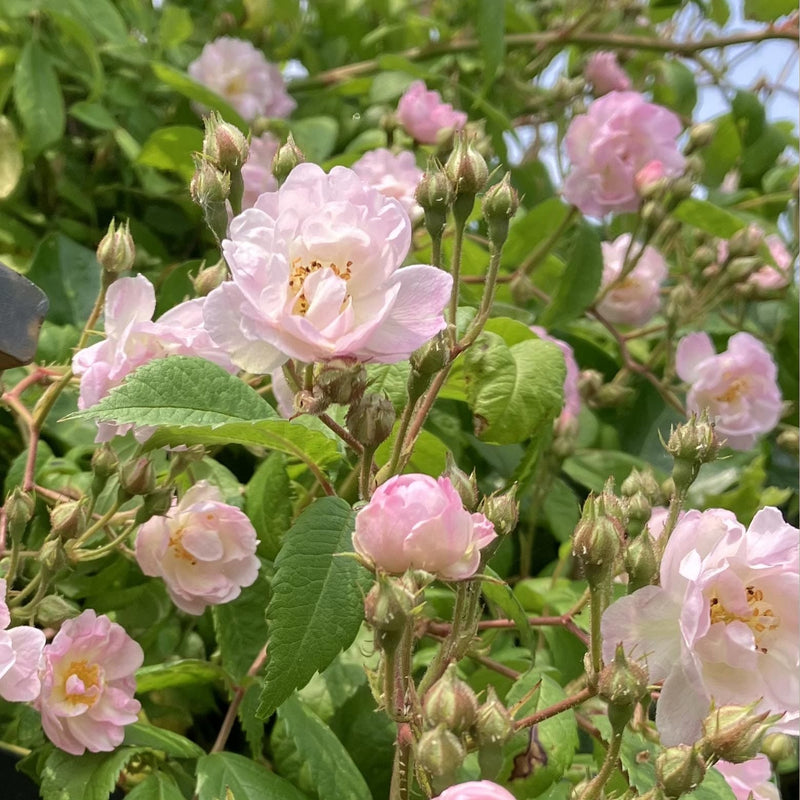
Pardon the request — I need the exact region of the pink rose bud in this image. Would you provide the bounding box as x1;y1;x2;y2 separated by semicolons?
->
135;481;261;615
396;80;467;144
675;332;783;450
352;148;423;221
0;579;46;702
585;51;632;95
563;91;685;217
353;474;497;581
597;234;668;326
36;609;143;755
433;781;517;800
634;159;667;196
715;756;780;800
188;36;296;122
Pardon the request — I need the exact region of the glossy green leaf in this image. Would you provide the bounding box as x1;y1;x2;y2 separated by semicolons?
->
40;747;139;800
138;126;203;180
125;773;186;800
246;452;293;559
671;198;745;238
196;752;309;800
123;722;205;759
135;658;229;693
652;59;698;116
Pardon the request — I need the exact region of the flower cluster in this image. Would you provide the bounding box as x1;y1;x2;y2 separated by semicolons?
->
188;36;295;121
352;148;423;220
602;506;799;745
203;162;452;372
72;275;236;441
676;332;782;450
135;481;261;615
353;474;497;581
563;91;685;217
396;80;467;144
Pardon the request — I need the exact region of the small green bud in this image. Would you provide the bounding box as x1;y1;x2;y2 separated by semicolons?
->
445;133;489;200
776;428;799;456
410;330;451;379
761;733;797;765
192;260;229;297
315;359;367;407
509;271;537;304
573;494;623;585
416;159;454;239
625;491;652;537
96;219;136;277
423;664;479;735
364;575;418;652
688;122;715;151
345;393;396;449
190;156;230;205
656;745;706;800
478;485;519;537
693;245;717;270
482;173;519;245
624;531;658;592
50;500;88;540
728;225;764;259
621;468;662;505
35;594;80;627
415;724;466;779
725;256;761;283
700;701;783;764
593;382;635;408
665;284;696;326
272;133;305;184
666;413;720;492
40;537;68;572
598;644;649;731
202;112;249;172
669;176;694;202
475;685;514;747
119;457;156;498
4;488;35;540
443;452;479;512
91;444;119;482
134;487;174;525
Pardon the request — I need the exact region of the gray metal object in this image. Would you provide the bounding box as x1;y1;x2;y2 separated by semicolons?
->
0;261;49;369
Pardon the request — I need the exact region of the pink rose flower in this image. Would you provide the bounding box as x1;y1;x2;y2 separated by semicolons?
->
242;132;280;208
585;52;631;95
530;326;580;431
676;332;782;450
203;163;453;372
634;159;666;196
72;275;236;441
563;91;685;217
602;507;799;746
597;234;668;325
396;80;467;144
36;610;143;755
433;781;517;799
353;474;496;581
135;481;260;615
715;756;780;800
188;36;295;121
646;506;685;540
0;579;45;702
352;148;423;221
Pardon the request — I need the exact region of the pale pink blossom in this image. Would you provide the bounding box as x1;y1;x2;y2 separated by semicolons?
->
352;149;423;220
602;507;799;746
271;368;295;418
434;781;517;799
354;474;497;581
715;756;780;800
188;37;295;121
203;163;452;372
396;80;467;144
531;326;580;430
597;234;667;325
135;481;260;615
242;132;280;208
72;275;236;441
585;52;631;94
634;159;666;196
36;610;143;755
646;506;685;540
0;579;45;702
676;332;782;450
563;91;685;217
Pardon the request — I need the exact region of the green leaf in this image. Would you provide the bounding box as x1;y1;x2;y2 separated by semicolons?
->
366;362;410;411
66;356;276;428
464;333;565;445
44;0;129;44
702;115;742;187
562;449;654;492
158;5;194;48
290;117;339;163
743;0;795;21
136;658;229;693
543;478;581;542
213;571;271;682
539;222;603;327
26;234;101;326
125;773;186;800
40;747;139;800
246;452;293;560
123;722;205;759
276;694;372;800
151;62;247;131
504;670;579;796
138;126;203;181
196;752;309;800
482;566;534;653
257;497;370;719
13;41;65;155
375;426;449;476
671;198;745;238
69;102;117;131
501;198;571;272
0;116;22;198
732;91;766;147
652;59;698;116
477;0;506;85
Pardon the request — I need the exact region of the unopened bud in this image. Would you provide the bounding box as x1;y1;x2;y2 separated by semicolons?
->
656;745;706;800
728;225;764;259
776;428;799;456
725;256;761;283
642;200;665;228
346;393;396;449
573;494;622;585
423;664;479;735
621;468;662;505
272;133;305;184
40;537;68;572
135;487;174;525
192;260;228;297
203;112;249;172
410;330;451;379
578;369;604;403
4;488;35;540
416;160;454;239
315;360;367;407
190;156;230;205
693;245;717;270
688;122;715;151
478;485;518;537
635;160;667;198
443;452;479;512
761;733;797;765
364;575;418;652
666;283;696;325
624;531;658;592
593;382;635;408
50;500;87;540
415;724;465;778
119;457;156;498
598;644;649;730
475;685;514;747
666;413;720;492
482;173;519;245
700;701;783;764
445;133;488;221
96;219;135;277
35;594;80;627
91;444;119;482
625;491;651;537
509;271;537;304
669;176;694;202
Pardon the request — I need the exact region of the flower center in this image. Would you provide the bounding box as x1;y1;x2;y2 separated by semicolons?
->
64;659;102;706
715;376;749;404
169;526;197;565
224;75;247;95
709;585;779;653
288;257;353;315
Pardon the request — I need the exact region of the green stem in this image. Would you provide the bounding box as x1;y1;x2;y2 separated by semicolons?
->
514;207;577;279
384;401;416;481
588;584;608;676
447;213;468;334
359;445;377;500
71;498;122;549
580;727;625;800
77;521;137;561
